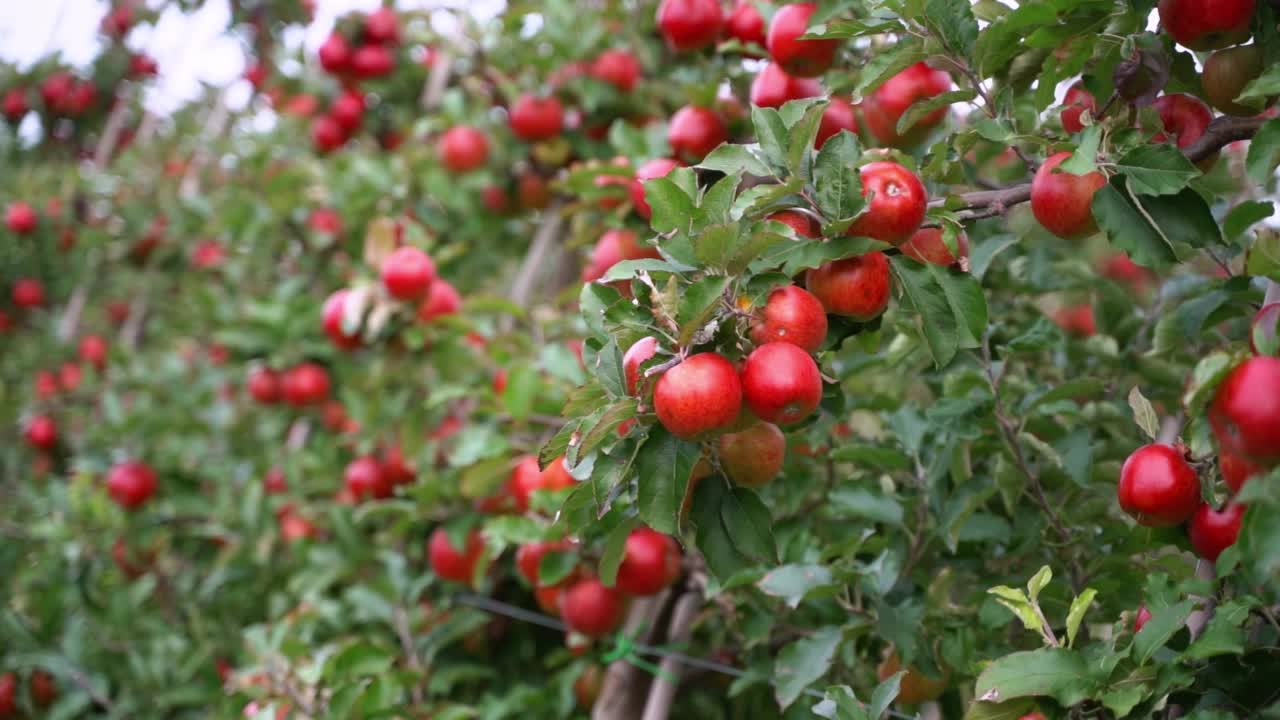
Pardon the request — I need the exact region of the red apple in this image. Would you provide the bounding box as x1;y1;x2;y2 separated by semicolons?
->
804;251;891;320
247;366;281;404
718;420;786;486
364;7;400;45
615;527;682;596
58;362;82;391
429;527;485;584
79;334;108;370
900;227;968;266
749;62;822;109
11;278;45;308
439;126;490;172
1117;444;1201;527
668;106;727;163
1098;253;1154;295
1157;0;1255;50
631;157;684;220
1219;447;1263;495
769;210;818;237
23;414;57;450
29;670;56;707
815;98;857;148
263;467;288;494
541;455;577;492
312;115;347;154
623;336;660;396
2;88;28;121
727;0;768;48
751;285;828;352
591;49;642;91
653;353;744;438
510;94;565;141
308;208;343;235
1134;605;1152;632
1052;304;1096;338
741;342;822;425
1209;356;1280;463
322;289;363;350
1152;93;1212;150
344;456;392;501
0;672;14;717
281;362;330;406
508;455;545;512
330;90;365;133
847;161;927;244
1030;151;1106;240
1188;502;1244;561
319;32;351;72
516;538;575;586
381;445;417;486
106;460;158;510
561;578;627;637
417;280;462;322
656;0;725;52
381;246;436;301
766;3;839;78
350;44;395;79
1060;83;1097;134
6;202;37;234
861;62;953;147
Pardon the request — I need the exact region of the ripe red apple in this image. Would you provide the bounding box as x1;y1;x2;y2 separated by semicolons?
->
0;672;14;716
23;414;58;450
58;361;82;392
1060;83;1097;134
330;90;365;133
428;527;485;584
2;88;28;121
128;53;159;78
591;49;642;91
381;246;436;301
344;456;392;501
582;228;660;281
815;98;857;148
516;538;575;586
623;336;660;396
718;420;786;486
1152;93;1212;150
1203;46;1269;116
1117;444;1202;527
615;527;682;596
6;201;37;234
766;3;839;78
861;62;953;147
656;0;725;52
350;43;395;78
11;278;45;308
1134;605;1152;632
1052;304;1096;338
78;334;107;370
417;279;462;322
106;460;159;510
380;445;417;486
741;342;823;425
35;370;59;399
244;63;267;90
279;508;319;542
507;455;545;512
751;285;828;352
308;207;343;235
541;455;577;492
631;157;683;220
319;33;352;73
1157;0;1255;50
1251;303;1280;355
312;115;347;154
900;227;968;266
322;289;363;350
749;62;822;109
847;161;927;243
1219;447;1263;495
653;353;744;438
29;669;56;707
1209;356;1280;463
769;210;818;237
364;7;400;45
561;578;627;637
1188;502;1245;561
263;467;288;494
247;366;281;404
1098;253;1154;295
727;0;767;48
668;106;727;163
281;362;330;406
804;251;891;320
439;126;490;172
510;94;565;142
1030;151;1106;240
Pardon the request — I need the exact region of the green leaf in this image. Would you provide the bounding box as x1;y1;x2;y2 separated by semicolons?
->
1239;499;1280;584
804;17;905;39
1004;316;1061;352
597;516;639;587
691;477;752;582
783;98;829;174
1184;600;1248;659
812;686;868;720
774;626;843;709
922;0;979;56
751;105;791;173
1065;588;1097;648
677;275;731;345
501;365;539;420
644;176;697;234
1026;566;1052;603
593;340;628;400
325;642;395;679
828;487;905;525
721;485;777;562
757;235;887;277
891;256;988;368
1127;386;1160;441
828;444;911;470
1092;176;1222;268
538;549;579;588
634;428;702;534
987;586;1043;634
855;42;927;96
693;223;740;270
868;672;904;720
1113;144;1200;196
1235;64;1280;106
727;229;789;274
962;699;1038;720
1246;118;1280;185
896;90;976;138
1023;378;1105;412
1223;201;1274;241
699;143;773;177
599;258;689;283
1059;125;1101;175
697;172;740;229
1247;230;1280;282
1182;351;1238;417
813;131;865;221
973;648;1092;706
1132;599;1195;665
758;564;835;609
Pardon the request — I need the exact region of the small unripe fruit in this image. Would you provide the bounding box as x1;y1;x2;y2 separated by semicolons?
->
718;420;786;486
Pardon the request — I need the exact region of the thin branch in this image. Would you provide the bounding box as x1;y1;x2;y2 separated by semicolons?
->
393;606;426;705
640;592;701;720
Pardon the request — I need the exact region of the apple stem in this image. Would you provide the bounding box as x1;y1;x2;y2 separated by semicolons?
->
1265;280;1280;307
639;591;701;720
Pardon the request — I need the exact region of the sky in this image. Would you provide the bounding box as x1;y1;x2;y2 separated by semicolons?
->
0;0;502;116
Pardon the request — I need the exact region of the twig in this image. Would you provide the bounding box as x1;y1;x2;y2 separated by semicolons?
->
506;201;565;311
393;606;426;705
420;51;454;110
640;592;701;720
1186;561;1217;641
592;591;672;720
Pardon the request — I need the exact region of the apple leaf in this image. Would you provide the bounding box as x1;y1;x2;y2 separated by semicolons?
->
1132;599;1196;665
1181;351;1240;417
890;256;988;369
596;516;638;587
1059;125;1101;174
811;685;868;720
756;235;886;277
1092;176;1221;268
922;0;979;58
774;626;843;709
634;428;702;534
691;476;753;582
854;41;927;97
1223;200;1274;242
644;175;697;234
896;90;976;138
538;549;579;588
973;648;1093;706
962;699;1038;720
1234;64;1280;108
1127;386;1160;440
699;143;773;178
813;131;865;222
1246;118;1280;186
751;105;792;174
1246;230;1280;282
1065;588;1097;648
677;275;731;345
758;564;836;609
721;485;777;562
1112;143;1199;196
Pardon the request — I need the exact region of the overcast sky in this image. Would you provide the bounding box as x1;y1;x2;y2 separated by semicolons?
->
0;0;501;115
